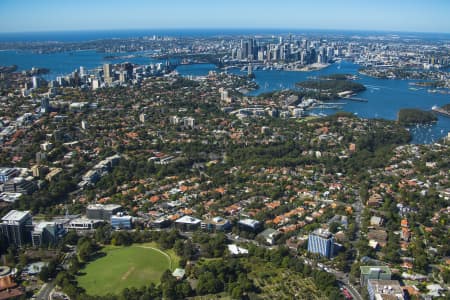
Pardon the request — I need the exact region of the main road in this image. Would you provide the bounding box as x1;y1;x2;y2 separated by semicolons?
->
35;282;55;300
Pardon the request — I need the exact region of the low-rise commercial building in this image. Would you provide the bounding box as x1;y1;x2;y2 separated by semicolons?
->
238;218;262;232
111;214;132;229
175;215;201;231
257;228;281;245
0;168;19;183
67;218;103;231
3;177;36;195
201;217;231;232
367;279;404;300
86;204;122;221
31;221;66;247
360;266;392;286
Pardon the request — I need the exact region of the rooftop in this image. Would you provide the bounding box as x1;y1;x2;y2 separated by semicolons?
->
0;168;17;175
1;210;30;222
204;216;229;225
311;228;333;239
70;218;103;224
87;204;122;211
175;215;201;224
7;177;25;184
172;268;186;278
238;218;261;228
32;221;55;232
361;266;392;275
258;228;279;239
111;215;132;220
368;279;403;294
228;244;249;255
0;266;11;277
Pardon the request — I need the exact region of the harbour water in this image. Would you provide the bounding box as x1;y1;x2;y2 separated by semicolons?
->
0;50;449;144
178;62;450;144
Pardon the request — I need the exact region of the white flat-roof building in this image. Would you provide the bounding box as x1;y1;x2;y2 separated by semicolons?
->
367;279;404;300
67;218;103;231
1;210;30;224
0;192;23;203
175;215;201;231
228;244;249;255
172;268;186;280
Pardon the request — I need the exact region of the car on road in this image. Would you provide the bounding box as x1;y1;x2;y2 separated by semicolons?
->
341;287;353;299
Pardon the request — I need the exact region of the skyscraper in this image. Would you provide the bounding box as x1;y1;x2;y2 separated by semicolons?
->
40;98;50;113
103;63;113;84
119;71;127;83
32;76;39;89
240;39;249;60
307;228;335;258
247;63;253;77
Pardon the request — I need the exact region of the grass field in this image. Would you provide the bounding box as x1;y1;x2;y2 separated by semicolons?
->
77;243;178;296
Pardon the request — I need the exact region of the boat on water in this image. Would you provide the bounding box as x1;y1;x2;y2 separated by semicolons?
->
365;84;380;90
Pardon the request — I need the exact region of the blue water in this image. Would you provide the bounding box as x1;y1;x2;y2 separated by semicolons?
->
1;29;450;42
176;64;219;77
178;61;450;144
0;49;448;144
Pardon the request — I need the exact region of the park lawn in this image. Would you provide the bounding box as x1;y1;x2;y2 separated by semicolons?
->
77;243;178;296
140;242;180;271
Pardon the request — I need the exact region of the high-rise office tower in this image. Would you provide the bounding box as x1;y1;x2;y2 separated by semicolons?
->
0;210;33;247
103;63;113;84
32;76;39;89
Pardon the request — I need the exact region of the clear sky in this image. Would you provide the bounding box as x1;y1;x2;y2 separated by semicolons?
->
1;0;449;33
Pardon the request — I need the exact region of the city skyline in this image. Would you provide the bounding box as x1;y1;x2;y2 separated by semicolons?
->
1;0;450;34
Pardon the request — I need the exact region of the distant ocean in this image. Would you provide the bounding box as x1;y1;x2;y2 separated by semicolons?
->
1;29;450;42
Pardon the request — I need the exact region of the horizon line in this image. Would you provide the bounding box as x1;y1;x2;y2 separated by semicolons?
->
1;27;450;36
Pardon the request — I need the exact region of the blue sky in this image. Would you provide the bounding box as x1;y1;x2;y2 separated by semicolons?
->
1;0;449;33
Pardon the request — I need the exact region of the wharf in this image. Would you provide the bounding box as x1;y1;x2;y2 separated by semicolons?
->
432;106;450;117
339;96;368;102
